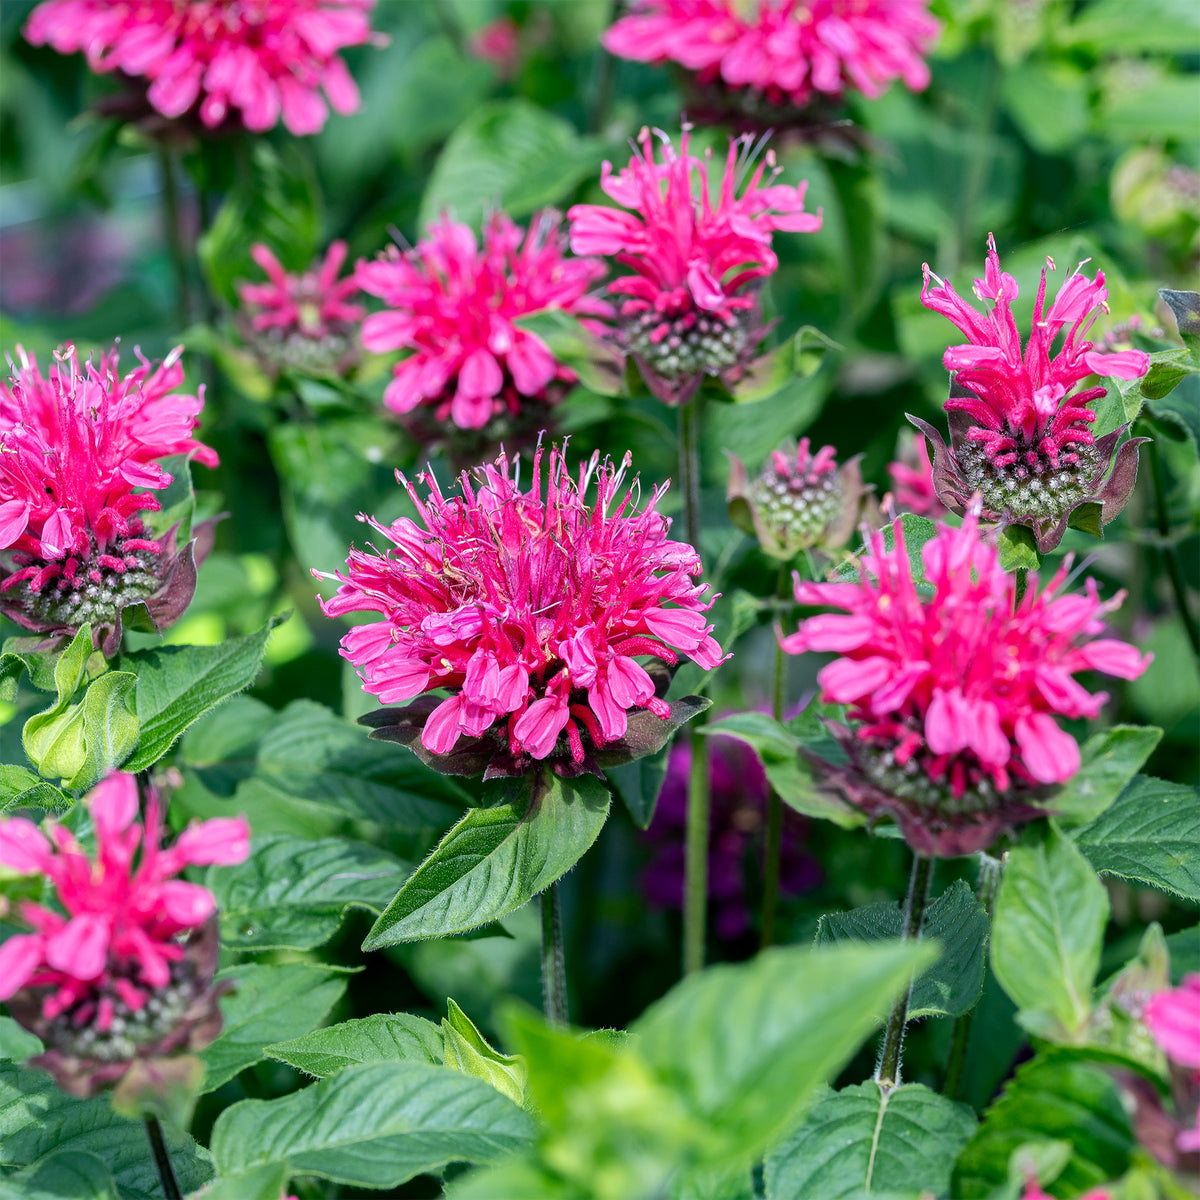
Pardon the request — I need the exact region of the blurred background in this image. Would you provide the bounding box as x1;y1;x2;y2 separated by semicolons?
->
1;0;1197;1164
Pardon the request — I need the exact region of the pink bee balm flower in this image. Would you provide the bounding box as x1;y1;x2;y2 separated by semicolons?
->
602;1;940;112
0;772;249;1097
780;510;1150;856
237;240;365;374
317;443;726;776
912;234;1151;553
1145;975;1200;1070
0;343;218;655
24;0;377;136
357;212;608;441
568;127;821;404
727;438;865;560
885;432;947;519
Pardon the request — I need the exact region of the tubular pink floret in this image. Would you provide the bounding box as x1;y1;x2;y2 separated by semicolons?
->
24;0;376;136
0;772;249;1012
356;212;608;432
318;443;728;764
238;241;365;339
783;512;1150;792
602;0;941;106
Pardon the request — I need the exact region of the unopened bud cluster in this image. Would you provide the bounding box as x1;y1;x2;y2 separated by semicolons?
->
958;437;1103;525
623;307;751;381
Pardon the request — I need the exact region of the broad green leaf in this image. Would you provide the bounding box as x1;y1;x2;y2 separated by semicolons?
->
0;1017;41;1063
419;99;602;230
186;1162;289;1200
952;1051;1135;1199
631;941;937;1166
1049;726;1163;826
0;635;74;699
702;711;863;828
0;765;70;815
178;695;277;796
265;1013;444;1079
816;879;989;1019
996;525;1040;573
764;1082;976;1200
200;963;346;1092
1166;925;1200;983
362;771;610;946
1071;775;1200;901
197;141;319;306
206;835;409;952
121;621;276;772
991;828;1109;1039
0;1062;213;1200
605;747;669;830
232;699;469;827
209;1061;535;1188
835;514;938;591
0;1150;119;1200
443;998;528;1107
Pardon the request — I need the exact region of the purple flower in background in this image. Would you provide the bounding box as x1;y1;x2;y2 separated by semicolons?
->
642;730;819;940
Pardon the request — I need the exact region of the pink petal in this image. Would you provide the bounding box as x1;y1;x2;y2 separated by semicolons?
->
513;695;570;758
0;934;44;1000
817;655;893;704
174;817;251;866
45;913;110;981
0;818;53;873
88;773;140;838
158;881;217;927
1014;713;1080;784
421;695;465;755
0;499;30;548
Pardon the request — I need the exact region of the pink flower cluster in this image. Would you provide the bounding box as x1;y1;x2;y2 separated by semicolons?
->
239;241;364;342
25;0;376;136
0;344;216;588
319;445;725;769
782;510;1149;852
603;1;941;108
921;235;1150;474
0;773;249;1024
886;433;945;519
358;213;608;433
568;128;821;395
1145;974;1200;1154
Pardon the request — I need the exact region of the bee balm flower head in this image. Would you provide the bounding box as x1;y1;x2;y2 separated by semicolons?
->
0;343;218;656
913;235;1151;552
567;127;821;406
318;443;726;778
24;0;377;136
781;511;1150;856
0;772;249;1097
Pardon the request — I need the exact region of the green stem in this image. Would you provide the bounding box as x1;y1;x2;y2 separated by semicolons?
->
761;563;792;949
157;148;192;331
678;398;709;975
144;1115;182;1200
1145;434;1200;664
540;881;568;1026
876;854;934;1089
943;852;1003;1099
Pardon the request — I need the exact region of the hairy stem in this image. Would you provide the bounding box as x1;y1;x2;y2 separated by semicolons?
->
157;148;192;331
540;881;568;1026
876;854;934;1089
678;398;709;975
761;563;792;949
1145;434;1200;664
943;852;1003;1100
145;1115;182;1200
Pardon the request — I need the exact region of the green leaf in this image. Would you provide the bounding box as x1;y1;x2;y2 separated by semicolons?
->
443;998;528;1107
0;1017;42;1063
816;879;989;1019
604;747;669;829
702;711;863;828
0;1151;120;1200
362;771;610;946
419;99;602;230
1166;925;1200;983
990;828;1109;1039
229;699;469;827
513;310;625;398
206;835;410;952
121;621;276;772
265;1013;444;1079
952;1051;1135;1199
0;1062;212;1200
197;142;319;306
835;514;939;591
186;1162;289;1200
997;525;1040;573
1070;775;1200;901
764;1082;976;1200
0;635;73;699
200;963;346;1093
1049;726;1164;826
631;940;938;1167
209;1061;535;1188
0;765;70;815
